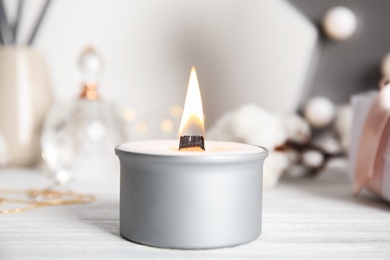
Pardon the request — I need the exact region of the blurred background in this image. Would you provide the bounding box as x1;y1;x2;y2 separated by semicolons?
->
1;0;390;187
2;0;319;139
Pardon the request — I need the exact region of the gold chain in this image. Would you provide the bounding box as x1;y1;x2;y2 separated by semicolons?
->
0;188;96;214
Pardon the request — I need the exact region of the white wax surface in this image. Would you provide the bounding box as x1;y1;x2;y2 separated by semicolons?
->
117;140;264;156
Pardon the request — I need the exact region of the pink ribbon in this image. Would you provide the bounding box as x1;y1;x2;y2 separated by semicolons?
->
354;84;390;197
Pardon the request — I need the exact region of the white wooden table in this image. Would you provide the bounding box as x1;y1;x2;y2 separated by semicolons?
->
1;160;390;259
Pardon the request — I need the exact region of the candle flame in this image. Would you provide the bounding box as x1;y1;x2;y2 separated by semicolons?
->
178;66;205;136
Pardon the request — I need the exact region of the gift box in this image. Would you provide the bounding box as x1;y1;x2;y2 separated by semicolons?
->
350;87;390;201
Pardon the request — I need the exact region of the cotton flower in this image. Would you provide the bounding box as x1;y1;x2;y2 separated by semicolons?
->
302;149;324;168
207;104;293;188
304;96;336;129
263;151;289;188
207;104;287;149
206;111;236;142
314;135;342;155
228;104;287;149
283;114;311;143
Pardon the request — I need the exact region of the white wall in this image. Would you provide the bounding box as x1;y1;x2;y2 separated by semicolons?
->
6;0;318;140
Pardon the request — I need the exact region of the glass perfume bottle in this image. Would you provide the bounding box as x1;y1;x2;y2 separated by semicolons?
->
41;47;126;184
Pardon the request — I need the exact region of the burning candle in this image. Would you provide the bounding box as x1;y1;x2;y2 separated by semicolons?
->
178;66;205;151
116;67;268;249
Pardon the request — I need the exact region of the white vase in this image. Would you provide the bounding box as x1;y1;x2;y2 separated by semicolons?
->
0;47;52;167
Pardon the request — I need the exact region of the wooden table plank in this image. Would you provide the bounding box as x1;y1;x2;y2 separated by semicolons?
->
1;160;389;259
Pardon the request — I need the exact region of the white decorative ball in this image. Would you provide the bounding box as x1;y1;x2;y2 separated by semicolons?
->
381;53;390;76
304;96;336;129
316;136;342;154
302;150;324;168
323;6;357;41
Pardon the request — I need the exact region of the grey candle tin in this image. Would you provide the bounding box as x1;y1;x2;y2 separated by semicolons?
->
115;140;268;249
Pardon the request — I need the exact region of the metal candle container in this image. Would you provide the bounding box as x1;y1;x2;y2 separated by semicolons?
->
116;140;268;249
